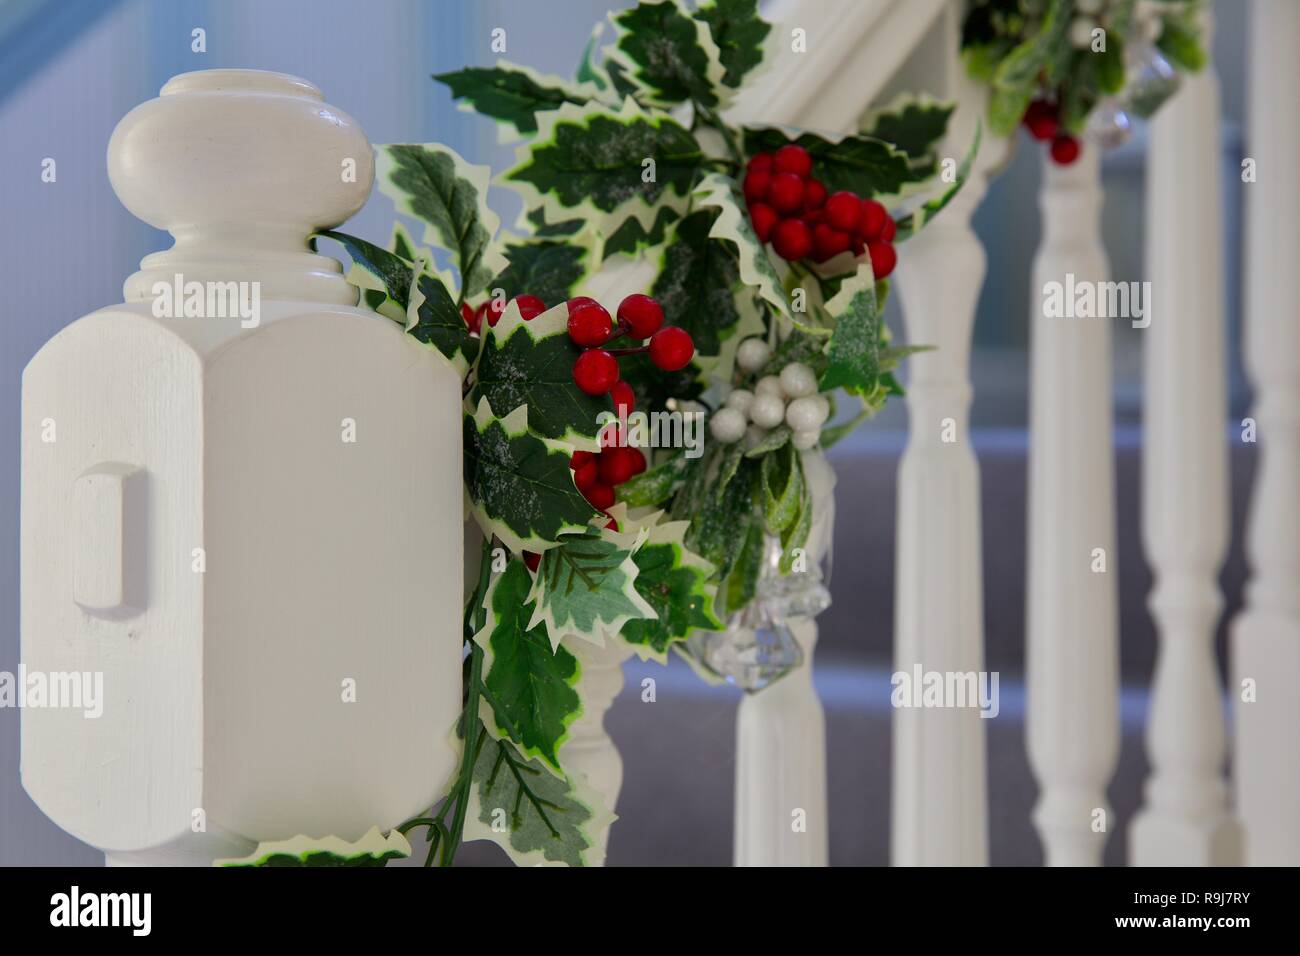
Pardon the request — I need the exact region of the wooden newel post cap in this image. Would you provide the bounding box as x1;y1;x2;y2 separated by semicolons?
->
108;69;375;305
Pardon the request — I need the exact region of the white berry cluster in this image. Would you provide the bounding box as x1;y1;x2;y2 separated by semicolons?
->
710;337;830;451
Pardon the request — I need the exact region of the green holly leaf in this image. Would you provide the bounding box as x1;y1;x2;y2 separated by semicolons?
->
469;301;612;450
434;63;595;136
377;143;506;300
684;454;759;582
651;209;746;367
215;827;409;867
492;236;594;308
602;205;680;258
894;123;982;242
476;559;582;771
504;99;703;247
607;0;726;108
819;262;881;395
861;94;955;174
1157;13;1207;73
742;126;915;198
611;508;722;660
464;400;602;553
320;229;478;375
760;438;802;533
527;527;656;650
616;451;691;507
462;728;612;867
694;0;770;89
724;517;765;613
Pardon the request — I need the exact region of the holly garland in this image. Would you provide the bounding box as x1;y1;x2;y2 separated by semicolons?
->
296;0;973;869
961;0;1206;164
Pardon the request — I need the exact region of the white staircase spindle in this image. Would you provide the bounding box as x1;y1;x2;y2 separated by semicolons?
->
1130;7;1240;867
1232;0;1300;868
563;640;631;864
889;72;998;867
1025;149;1120;866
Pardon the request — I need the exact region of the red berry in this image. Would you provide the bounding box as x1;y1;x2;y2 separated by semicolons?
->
859;199;887;240
773;143;812;177
605;517;620;531
825;191;863;232
772;217;812;261
573;349;619;395
570;450;595;470
647;326;694;372
747;152;774;174
743;169;772;203
610;380;635;416
1023;100;1060;142
749;202;778;243
850;235;865;257
598;446;639;486
478;298;507;328
462;302;481;334
812;223;851;262
880;216;897;242
567;299;614;347
514;294;546;321
626;446;647;476
574;459;599;493
616;293;664;339
768;173;805;214
803;179;827;209
1050;134;1081;165
524;551;541;572
867;240;897;279
585;481;615;511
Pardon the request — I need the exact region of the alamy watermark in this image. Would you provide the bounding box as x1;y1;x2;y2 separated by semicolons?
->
1042;273;1151;328
597;408;705;458
151;272;260;328
891;665;1000;719
0;666;103;719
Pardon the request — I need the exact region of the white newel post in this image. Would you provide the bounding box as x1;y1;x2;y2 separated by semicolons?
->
1025;149;1120;866
563;640;632;864
1130;7;1240;867
20;70;464;865
733;452;835;867
1232;0;1300;867
889;71;999;867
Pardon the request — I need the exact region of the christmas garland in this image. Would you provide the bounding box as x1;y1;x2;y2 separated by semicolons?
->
962;0;1205;163
245;0;973;867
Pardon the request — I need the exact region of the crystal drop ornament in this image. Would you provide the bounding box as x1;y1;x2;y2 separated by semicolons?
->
1121;42;1181;119
1085;98;1133;150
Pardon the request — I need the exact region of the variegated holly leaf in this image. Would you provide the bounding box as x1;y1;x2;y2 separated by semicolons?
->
577;22;611;91
527;526;656;650
693;173;800;331
462;728;613;867
474;559;581;772
504;99;703;245
492;235;594;308
603;205;680;258
651;209;743;364
463;400;602;554
607;0;726;109
608;506;722;660
742;126;915;198
819;262;882;395
319;230;478;376
377;143;506;300
894;123;982;242
469;301;611;450
861;94;955;176
434;62;596;136
695;0;770;89
215;827;410;867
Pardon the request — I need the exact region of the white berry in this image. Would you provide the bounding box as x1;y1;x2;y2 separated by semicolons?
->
1070;17;1098;49
755;375;785;400
750;393;786;429
792;428;821;450
725;388;755;418
709;407;747;444
736;338;771;373
785;395;829;431
779;362;817;399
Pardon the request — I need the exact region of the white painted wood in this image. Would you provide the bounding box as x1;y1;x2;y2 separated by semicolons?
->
1025;149;1120;866
889;7;1000;868
21;70;463;865
1130;7;1240;867
1231;0;1300;868
734;450;835;867
562;639;632;864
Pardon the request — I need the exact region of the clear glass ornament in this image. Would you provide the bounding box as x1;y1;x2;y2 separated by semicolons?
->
1085;97;1133;150
688;598;803;693
1120;42;1181;119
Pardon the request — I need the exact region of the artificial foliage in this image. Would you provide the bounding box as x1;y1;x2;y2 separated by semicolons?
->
291;0;972;868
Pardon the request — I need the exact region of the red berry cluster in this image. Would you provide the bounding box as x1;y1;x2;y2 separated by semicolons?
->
460;293;546;335
1023;100;1081;166
567;294;695;397
743;144;898;279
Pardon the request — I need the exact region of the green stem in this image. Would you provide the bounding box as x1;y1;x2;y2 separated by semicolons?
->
694;101;744;166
